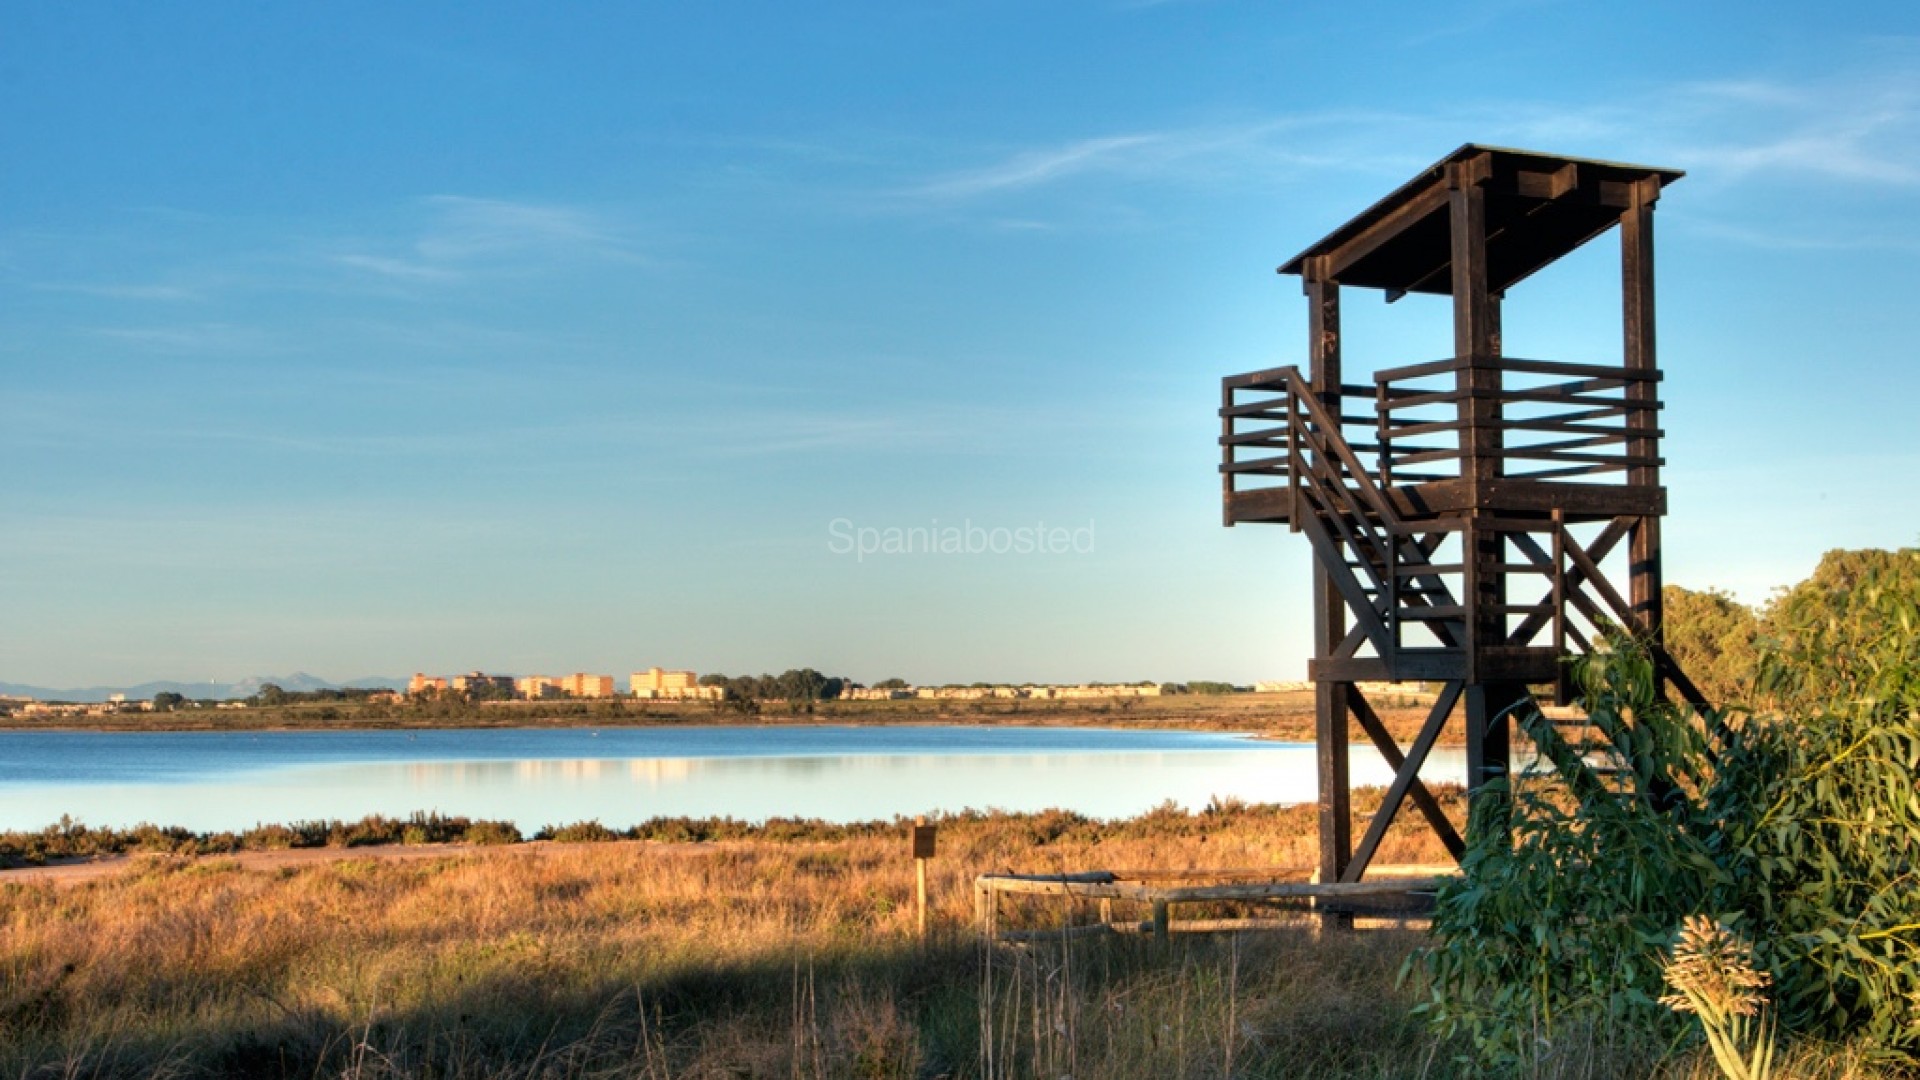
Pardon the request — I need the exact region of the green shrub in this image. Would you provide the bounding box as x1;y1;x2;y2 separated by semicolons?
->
1417;616;1920;1065
538;820;621;843
462;820;522;846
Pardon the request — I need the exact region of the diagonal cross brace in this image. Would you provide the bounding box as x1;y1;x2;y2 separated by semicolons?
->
1506;517;1632;647
1341;681;1466;882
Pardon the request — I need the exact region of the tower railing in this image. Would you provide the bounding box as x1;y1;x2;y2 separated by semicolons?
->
1373;356;1664;485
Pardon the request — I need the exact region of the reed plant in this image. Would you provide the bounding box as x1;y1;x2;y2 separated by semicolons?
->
1661;915;1777;1080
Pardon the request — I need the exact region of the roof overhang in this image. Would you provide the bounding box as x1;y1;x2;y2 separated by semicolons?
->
1278;144;1683;298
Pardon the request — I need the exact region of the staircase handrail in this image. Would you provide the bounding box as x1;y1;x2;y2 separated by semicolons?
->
1267;366;1406;536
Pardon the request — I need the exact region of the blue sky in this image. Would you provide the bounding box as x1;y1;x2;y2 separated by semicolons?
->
4;3;1917;688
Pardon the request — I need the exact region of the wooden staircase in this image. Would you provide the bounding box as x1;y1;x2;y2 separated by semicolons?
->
1221;365;1469;677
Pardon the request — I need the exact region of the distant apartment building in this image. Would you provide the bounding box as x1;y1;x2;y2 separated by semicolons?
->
450;671;513;694
629;667;722;700
1023;683;1163;700
408;673;450;695
843;687;915;701
558;673;615;698
911;683;1163;701
631;667;697;694
515;675;562;699
21;700;152;717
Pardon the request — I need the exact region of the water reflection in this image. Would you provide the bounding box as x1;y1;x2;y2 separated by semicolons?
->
0;728;1470;833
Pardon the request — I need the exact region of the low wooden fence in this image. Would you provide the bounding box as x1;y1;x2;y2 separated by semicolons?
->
974;866;1452;941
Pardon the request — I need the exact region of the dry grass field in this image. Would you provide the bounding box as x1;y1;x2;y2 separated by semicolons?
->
1;799;1904;1079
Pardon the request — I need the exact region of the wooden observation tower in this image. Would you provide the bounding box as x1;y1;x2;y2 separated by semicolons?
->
1218;145;1707;886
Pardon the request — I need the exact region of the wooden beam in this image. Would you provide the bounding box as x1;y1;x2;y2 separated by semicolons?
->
975;874;1444;904
1311;652;1466;683
1320;184;1452;281
1515;163;1578;201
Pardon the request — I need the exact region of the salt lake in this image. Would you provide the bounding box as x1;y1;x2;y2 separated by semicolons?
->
0;725;1468;832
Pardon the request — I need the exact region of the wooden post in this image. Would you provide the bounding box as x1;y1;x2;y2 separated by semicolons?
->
1622;178;1665;653
1306;260;1353;891
1463;680;1522;843
911;816;936;939
1449;153;1500;499
1151;899;1170;940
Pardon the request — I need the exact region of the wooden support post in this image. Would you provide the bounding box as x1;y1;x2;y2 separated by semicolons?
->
1306;259;1353;890
1552;510;1572;706
1450;157;1509;705
1449;155;1501;499
1315;587;1353;888
911;817;936;940
1463;680;1523;844
1621;180;1664;654
1151;899;1170;940
1306;264;1341;402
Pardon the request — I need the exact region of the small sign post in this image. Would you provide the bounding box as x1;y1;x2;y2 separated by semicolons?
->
911;816;936;938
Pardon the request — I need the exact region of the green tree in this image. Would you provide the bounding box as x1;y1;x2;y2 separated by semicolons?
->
150;691;185;712
1662;584;1761;706
1757;547;1920;714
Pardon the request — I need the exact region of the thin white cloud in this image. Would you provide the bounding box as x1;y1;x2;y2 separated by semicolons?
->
88;322;282;355
417;195;627;260
1397;0;1561;48
891;56;1920;220
332;253;460;281
1682;217;1920;252
1480;69;1920;189
1701;111;1920;186
901;115;1411;207
332;195;641;285
914;135;1165;200
35;281;200;302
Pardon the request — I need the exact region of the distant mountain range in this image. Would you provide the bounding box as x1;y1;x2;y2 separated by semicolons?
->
0;672;410;703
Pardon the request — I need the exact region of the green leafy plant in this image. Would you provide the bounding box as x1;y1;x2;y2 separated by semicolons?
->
1413;640;1719;1064
1417;560;1920;1067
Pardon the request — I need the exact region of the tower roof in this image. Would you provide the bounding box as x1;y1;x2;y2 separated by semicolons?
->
1278;145;1682;297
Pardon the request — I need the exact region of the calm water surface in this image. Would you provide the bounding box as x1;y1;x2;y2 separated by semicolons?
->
0;726;1467;832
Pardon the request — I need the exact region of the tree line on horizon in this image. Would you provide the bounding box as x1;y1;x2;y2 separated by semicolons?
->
1661;545;1920;711
108;548;1919;718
